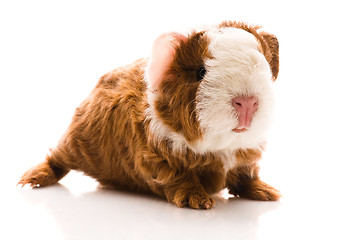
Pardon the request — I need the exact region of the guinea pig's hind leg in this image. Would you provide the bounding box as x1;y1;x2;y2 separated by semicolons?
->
18;154;70;188
163;178;215;210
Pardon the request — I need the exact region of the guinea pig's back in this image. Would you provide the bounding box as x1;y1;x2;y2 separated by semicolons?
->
63;58;151;191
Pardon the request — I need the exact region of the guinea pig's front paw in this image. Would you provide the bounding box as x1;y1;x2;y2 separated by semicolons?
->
165;186;215;209
248;181;281;201
230;180;281;201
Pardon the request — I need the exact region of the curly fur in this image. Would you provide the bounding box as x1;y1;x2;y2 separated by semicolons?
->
19;21;280;209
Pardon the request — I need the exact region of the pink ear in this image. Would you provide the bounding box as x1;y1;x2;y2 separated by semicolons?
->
147;32;187;90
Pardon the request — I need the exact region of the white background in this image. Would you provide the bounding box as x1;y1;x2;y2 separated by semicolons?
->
1;0;361;239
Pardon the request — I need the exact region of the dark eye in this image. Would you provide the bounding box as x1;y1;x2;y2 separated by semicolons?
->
196;66;206;82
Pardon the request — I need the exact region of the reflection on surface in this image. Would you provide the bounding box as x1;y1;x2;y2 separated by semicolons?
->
18;182;280;240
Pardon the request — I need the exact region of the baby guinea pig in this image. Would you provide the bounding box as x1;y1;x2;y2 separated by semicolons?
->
19;21;280;209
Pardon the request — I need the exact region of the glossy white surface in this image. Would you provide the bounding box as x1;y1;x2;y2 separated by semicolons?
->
1;1;361;239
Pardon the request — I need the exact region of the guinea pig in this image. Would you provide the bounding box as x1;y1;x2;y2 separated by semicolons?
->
18;21;280;209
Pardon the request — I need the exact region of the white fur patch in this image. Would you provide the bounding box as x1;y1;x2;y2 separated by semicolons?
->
215;150;238;172
145;27;275;172
194;28;275;154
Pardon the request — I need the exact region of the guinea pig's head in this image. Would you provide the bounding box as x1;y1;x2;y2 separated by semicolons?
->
146;21;279;153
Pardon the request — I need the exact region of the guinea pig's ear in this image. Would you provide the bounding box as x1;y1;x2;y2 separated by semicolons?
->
146;32;187;90
259;32;279;80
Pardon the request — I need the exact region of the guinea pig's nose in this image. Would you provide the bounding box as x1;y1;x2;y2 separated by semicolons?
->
232;96;259;128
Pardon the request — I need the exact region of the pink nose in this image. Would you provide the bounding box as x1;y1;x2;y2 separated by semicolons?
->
232;96;259;128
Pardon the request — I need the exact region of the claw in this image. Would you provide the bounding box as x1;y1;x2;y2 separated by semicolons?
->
29;180;38;188
17;179;39;188
17;181;26;188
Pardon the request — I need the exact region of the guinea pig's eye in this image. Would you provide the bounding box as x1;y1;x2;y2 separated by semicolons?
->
196;66;206;82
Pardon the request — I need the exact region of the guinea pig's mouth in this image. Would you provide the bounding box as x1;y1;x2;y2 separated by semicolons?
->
232;127;248;133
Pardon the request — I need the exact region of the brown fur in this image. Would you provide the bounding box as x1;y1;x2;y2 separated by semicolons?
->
19;21;280;209
154;31;209;143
